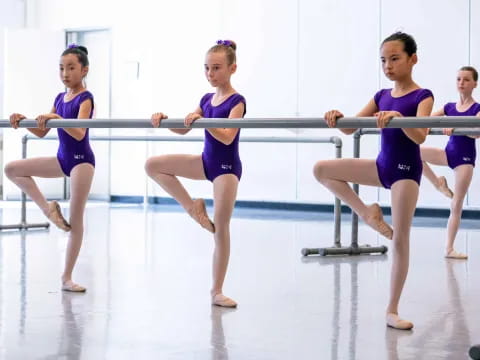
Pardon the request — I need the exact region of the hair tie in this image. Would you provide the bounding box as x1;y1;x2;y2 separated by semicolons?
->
68;43;79;49
216;40;232;47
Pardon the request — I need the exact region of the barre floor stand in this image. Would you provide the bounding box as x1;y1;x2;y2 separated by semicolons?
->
301;137;364;256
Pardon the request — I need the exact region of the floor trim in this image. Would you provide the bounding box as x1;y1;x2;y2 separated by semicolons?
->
109;195;480;219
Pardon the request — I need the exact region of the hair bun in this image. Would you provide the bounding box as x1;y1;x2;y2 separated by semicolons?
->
77;46;88;55
216;40;236;51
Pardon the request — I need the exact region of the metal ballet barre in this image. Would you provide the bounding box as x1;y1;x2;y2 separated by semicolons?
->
2;117;479;256
0;116;480;129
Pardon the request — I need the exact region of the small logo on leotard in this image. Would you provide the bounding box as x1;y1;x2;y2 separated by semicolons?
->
221;164;232;170
463;157;471;162
397;164;411;171
74;154;85;160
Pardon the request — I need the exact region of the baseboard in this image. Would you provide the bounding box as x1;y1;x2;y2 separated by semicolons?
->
109;195;480;219
109;195;144;204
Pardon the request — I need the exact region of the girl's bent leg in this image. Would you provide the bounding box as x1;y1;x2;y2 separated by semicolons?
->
4;157;70;230
313;158;392;239
420;147;453;198
145;154;213;231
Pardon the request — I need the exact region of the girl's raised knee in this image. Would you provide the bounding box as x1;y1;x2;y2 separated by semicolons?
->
4;162;17;179
313;161;327;181
144;157;158;177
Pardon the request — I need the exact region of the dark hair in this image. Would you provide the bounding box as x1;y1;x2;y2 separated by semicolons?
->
459;66;478;81
61;45;89;67
381;32;417;56
208;40;237;65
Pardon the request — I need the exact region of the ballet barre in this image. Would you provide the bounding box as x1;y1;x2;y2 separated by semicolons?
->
350;128;480;248
1;134;361;257
0;116;480;129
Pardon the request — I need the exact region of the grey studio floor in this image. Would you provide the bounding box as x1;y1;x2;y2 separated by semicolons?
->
0;201;479;360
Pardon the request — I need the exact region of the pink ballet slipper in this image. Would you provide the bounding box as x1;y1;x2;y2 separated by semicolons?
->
364;203;393;240
62;280;86;293
435;176;454;199
47;201;71;232
212;294;237;308
445;249;468;260
187;199;215;233
386;313;413;330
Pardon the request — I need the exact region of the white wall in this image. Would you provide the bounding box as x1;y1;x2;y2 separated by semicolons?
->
0;0;25;117
0;0;26;197
2;0;480;209
467;0;480;207
2;29;65;199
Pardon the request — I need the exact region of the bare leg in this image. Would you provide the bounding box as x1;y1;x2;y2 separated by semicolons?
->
386;179;418;330
420;147;453;198
61;163;94;292
145;154;206;210
445;165;473;259
4;157;71;229
210;174;238;308
313;158;392;239
145;154;214;231
4;157;64;214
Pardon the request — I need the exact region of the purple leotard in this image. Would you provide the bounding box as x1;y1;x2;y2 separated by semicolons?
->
444;102;480;169
200;93;246;182
53;91;95;176
374;88;434;189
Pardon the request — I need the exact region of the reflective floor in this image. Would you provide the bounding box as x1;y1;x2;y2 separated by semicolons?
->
0;202;479;359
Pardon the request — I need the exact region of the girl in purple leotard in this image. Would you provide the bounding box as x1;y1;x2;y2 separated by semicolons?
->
145;40;245;308
6;45;95;293
314;32;434;330
420;66;480;260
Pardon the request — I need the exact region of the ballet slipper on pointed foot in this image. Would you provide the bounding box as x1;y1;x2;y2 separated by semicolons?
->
386;313;413;330
47;201;71;232
445;249;468;260
364;203;393;240
435;176;454;199
187;199;215;233
212;294;237;308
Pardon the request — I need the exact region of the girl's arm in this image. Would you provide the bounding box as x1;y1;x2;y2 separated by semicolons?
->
173;106;206;135
403;96;434;144
29;108;54;137
204;102;245;145
324;98;378;135
354;98;379;133
431;106;455;136
9;113;49;137
374;96;433;144
37;100;92;141
469;110;480;138
63;99;91;140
